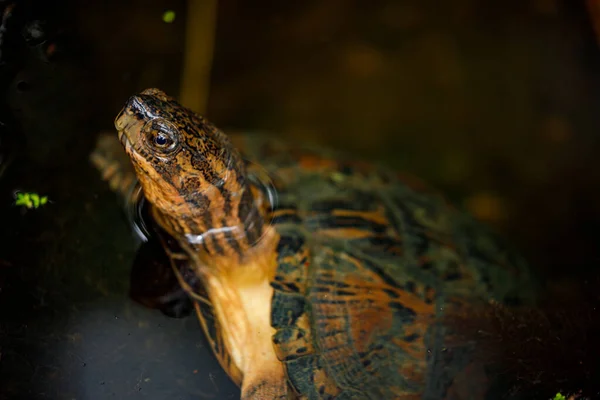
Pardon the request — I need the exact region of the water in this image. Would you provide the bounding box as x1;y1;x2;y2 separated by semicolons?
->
0;2;238;398
1;1;600;399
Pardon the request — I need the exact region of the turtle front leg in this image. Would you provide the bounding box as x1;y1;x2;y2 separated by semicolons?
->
129;237;195;318
240;368;290;400
236;308;291;399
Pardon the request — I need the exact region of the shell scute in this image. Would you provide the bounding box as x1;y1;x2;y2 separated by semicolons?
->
271;230;311;295
271;311;316;362
285;354;346;399
307;248;437;391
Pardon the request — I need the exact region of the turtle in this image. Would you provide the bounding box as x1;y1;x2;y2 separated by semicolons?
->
90;88;538;399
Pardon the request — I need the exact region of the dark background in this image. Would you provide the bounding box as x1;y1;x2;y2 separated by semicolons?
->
0;0;599;398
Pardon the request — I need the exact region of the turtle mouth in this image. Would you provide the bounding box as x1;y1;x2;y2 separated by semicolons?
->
117;130;130;149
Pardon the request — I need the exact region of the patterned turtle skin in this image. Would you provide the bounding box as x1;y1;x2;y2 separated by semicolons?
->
92;88;537;399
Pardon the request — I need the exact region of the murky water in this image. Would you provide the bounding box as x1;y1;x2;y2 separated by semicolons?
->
1;1;600;399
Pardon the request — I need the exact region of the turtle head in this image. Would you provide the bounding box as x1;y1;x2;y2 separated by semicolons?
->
115;88;262;255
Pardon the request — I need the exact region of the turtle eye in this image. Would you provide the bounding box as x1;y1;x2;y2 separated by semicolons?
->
142;118;179;154
154;133;169;146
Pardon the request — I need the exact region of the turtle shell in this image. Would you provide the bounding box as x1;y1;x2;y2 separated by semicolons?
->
231;133;537;398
